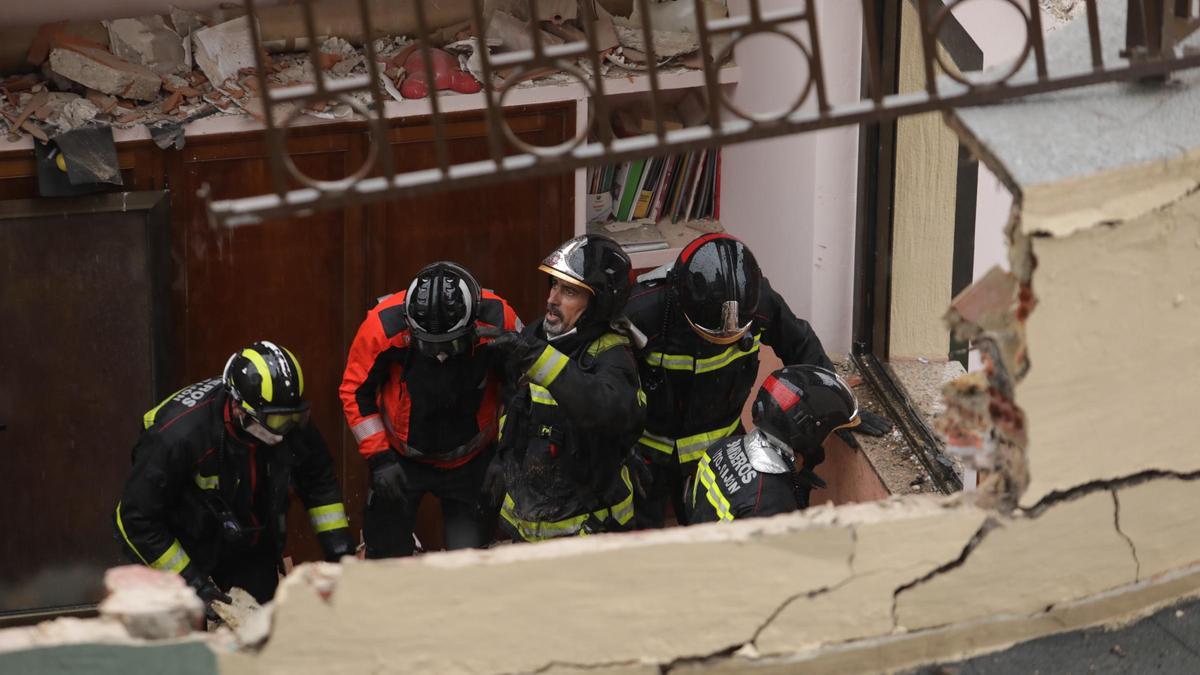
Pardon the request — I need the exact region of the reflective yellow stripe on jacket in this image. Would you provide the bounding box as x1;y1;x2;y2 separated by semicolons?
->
695;455;734;521
500;466;635;541
638;417;742;464
308;503;350;533
115;501;192;573
643;334;761;373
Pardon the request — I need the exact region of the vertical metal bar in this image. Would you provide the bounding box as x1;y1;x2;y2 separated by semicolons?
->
916;0;939;96
300;0;329;96
580;0;611;147
805;0;831;114
862;0;884;104
355;0;395;180
412;0;451;174
529;0;546;61
245;0;288;199
469;0;506;164
1085;0;1103;69
692;0;722;129
633;0;666;139
1027;0;1049;79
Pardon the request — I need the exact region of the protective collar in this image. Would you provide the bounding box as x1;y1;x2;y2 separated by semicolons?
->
744;428;794;474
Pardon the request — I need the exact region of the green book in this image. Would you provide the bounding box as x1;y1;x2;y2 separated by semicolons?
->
615;159;647;221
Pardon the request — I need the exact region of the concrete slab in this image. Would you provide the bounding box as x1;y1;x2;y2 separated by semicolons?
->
896;491;1136;630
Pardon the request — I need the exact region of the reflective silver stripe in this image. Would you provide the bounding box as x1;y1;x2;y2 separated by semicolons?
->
150;539;191;574
194;474;219;490
501;466;636;541
526;345;570;386
644;351;694;371
694;334;762;374
351;415;386;442
676;418;742;464
529;384;557;406
308;503;349;533
639;430;674;453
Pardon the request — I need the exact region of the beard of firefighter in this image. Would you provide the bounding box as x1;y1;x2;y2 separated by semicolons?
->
543;276;589;338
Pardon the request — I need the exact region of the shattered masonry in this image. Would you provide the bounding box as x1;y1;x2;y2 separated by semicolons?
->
0;0;731;145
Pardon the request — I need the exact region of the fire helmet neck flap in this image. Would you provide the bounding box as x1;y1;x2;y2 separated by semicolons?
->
671;234;762;345
537;234;633;327
404;261;483;358
222;340;310;436
751;365;860;461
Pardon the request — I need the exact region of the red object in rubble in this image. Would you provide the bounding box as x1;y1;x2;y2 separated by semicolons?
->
399;47;481;99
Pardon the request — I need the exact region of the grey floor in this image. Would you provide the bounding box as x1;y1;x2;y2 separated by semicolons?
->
912;596;1200;675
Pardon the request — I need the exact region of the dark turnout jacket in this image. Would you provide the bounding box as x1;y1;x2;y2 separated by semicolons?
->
499;321;646;541
114;380;352;581
625;276;834;468
685;430;801;523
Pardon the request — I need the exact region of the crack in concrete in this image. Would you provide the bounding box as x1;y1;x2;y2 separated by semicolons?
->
744;525;859;650
889;517;998;632
1112;489;1141;583
1022;469;1200;517
889;471;1200;632
524;657;650;674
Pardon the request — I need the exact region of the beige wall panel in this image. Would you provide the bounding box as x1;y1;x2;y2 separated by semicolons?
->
895;491;1135;630
888;1;960;359
257;524;856;674
755;504;986;652
1018;190;1200;507
1118;477;1200;581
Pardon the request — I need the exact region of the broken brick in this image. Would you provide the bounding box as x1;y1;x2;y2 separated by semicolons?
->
162;90;183;113
49;46;162;102
27;21;108;66
107;16;188;76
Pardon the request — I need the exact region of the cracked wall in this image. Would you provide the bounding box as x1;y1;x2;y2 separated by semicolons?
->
9;5;1200;674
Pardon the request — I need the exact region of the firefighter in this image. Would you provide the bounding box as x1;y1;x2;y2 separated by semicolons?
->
624;233;892;527
114;341;353;614
486;234;647;541
684;365;860;523
340;261;520;557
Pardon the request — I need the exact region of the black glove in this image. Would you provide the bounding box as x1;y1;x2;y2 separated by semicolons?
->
836;409;893;450
624;452;653;501
792;468;827;510
318;528;354;562
480;454;507;510
487;330;548;373
185;569;231;623
368;450;408;502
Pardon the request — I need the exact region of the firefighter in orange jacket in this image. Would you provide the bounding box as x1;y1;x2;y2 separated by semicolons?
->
340;261;521;557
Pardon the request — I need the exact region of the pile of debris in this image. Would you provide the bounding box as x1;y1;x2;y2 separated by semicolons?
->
0;0;731;149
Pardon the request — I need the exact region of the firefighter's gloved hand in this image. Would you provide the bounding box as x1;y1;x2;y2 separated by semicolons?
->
856;409;893;436
480;455;506;509
624;452;653;500
185;570;231;622
487;330;547;372
835;409;893;450
368;451;408;501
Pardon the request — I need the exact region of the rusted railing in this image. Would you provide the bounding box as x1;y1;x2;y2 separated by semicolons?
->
208;0;1200;227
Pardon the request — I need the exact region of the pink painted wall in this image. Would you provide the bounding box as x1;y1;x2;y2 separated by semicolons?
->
722;0;863;357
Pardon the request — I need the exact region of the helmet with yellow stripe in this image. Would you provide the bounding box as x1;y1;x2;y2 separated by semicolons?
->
222;341;310;436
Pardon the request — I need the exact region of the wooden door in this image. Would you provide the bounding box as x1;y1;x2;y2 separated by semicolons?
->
0;193;171;615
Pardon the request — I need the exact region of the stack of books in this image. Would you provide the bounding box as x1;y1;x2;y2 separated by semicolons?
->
588;148;722;226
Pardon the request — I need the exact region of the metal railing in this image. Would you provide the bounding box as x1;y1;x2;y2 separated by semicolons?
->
207;0;1200;227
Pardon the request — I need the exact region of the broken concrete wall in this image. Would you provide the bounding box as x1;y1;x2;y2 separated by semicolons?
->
7;4;1200;674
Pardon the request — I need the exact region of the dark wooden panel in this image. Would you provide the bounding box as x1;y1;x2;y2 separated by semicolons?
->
173;131;358;565
0;193;170;613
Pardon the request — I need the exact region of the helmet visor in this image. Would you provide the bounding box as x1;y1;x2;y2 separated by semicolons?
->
414;334;473;359
684;300;753;345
